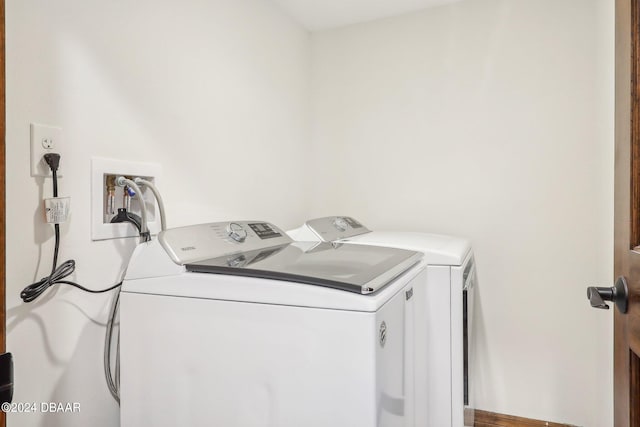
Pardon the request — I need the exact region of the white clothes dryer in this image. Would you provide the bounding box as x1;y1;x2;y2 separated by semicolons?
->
119;220;426;427
288;216;477;427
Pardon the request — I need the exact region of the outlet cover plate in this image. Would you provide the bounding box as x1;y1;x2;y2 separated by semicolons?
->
91;157;162;241
30;123;63;177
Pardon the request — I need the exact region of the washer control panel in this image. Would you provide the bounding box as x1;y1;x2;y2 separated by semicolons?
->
159;220;290;264
304;216;371;242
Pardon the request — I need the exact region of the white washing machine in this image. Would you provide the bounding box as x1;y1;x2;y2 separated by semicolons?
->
119;220;427;427
288;217;477;427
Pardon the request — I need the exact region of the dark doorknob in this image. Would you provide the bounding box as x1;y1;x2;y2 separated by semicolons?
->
587;276;628;314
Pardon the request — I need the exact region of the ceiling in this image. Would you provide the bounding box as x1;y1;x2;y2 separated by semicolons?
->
271;0;462;31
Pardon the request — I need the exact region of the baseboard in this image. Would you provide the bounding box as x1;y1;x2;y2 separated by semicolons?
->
474;409;577;427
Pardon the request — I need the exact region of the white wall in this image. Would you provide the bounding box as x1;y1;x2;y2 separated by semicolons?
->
309;0;614;426
5;1;310;426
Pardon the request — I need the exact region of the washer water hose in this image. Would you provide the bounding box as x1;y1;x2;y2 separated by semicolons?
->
104;281;122;403
115;177;150;242
104;178;167;402
134;177;167;231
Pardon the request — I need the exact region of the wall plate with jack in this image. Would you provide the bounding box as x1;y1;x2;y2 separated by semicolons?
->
91;157;162;241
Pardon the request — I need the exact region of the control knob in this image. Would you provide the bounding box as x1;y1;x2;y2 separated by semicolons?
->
333;217;349;232
227;222;247;243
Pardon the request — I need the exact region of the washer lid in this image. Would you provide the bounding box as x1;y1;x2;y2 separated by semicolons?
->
185;241;422;295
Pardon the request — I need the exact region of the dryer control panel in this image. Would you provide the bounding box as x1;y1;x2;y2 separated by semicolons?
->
304;216;371;242
159;221;292;265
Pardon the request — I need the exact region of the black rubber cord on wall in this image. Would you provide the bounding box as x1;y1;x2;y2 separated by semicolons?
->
20;154;122;303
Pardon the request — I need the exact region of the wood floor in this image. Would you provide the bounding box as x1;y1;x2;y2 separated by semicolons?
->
474;410;577;427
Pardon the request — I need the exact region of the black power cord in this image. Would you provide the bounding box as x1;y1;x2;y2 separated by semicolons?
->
21;153;122;303
110;208;142;232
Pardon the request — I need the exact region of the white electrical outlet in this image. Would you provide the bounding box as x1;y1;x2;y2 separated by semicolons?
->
30;123;64;177
91;157;162;241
